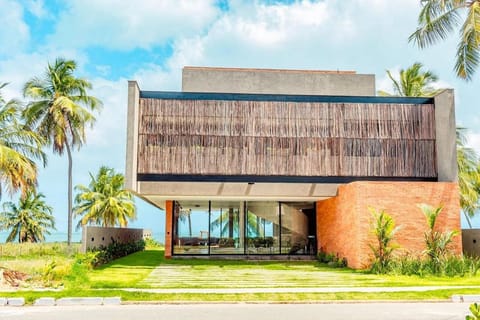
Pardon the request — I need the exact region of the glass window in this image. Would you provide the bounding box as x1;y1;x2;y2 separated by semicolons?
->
210;201;244;254
173;201;209;255
246;202;280;254
171;200;315;256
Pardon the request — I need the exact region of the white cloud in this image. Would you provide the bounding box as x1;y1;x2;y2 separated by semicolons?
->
48;0;220;50
0;0;29;56
127;0;425;90
25;0;48;18
0;49;87;100
467;132;480;155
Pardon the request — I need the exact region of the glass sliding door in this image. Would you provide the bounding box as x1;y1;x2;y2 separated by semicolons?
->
173;201;209;255
246;202;280;254
210;201;244;254
280;203;311;255
171;200;315;256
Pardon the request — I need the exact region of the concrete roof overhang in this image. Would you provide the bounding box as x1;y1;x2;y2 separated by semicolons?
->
134;181;339;210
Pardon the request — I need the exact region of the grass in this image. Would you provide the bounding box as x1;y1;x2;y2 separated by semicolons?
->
86;248;480;289
0;242;81;286
1;288;480;305
3;244;480;303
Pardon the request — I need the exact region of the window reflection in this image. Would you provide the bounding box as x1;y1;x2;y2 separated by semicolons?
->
172;200;315;256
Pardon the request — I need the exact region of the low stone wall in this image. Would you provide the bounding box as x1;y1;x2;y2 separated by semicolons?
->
81;226;151;253
462;229;480;257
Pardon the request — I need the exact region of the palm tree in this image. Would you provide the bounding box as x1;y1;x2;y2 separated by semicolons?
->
23;58;102;245
0;190;55;243
409;0;480;80
456;128;480;227
380;63;480;226
210;209;260;238
0;83;45;198
74;166;136;228
377;62;440;97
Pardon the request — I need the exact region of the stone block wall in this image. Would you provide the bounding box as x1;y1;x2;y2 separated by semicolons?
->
81;226;151;253
316;181;462;269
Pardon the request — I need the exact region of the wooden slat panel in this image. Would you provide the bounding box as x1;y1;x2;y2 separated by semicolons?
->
137;99;437;177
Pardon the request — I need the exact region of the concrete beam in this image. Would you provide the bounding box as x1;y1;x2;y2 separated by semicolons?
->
434;89;457;182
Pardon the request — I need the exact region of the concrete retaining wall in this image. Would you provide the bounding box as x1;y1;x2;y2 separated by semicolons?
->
81;226;151;252
462;229;480;257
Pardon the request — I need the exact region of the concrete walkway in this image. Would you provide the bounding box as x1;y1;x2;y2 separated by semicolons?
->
119;285;480;294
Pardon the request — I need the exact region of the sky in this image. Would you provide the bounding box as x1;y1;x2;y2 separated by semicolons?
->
1;0;480;239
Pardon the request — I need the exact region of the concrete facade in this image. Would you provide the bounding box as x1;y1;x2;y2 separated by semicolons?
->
434;89;458;182
125;81;140;191
126;66;461;269
182;66;376;96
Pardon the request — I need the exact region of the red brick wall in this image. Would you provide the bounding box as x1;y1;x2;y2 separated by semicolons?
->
317;182;461;269
165;200;173;258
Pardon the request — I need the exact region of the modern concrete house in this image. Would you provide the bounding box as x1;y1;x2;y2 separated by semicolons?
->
125;67;462;269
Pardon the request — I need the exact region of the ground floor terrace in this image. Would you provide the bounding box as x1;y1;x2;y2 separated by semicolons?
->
160;181;463;269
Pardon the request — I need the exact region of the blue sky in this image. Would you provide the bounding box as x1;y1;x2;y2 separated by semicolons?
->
1;0;480;238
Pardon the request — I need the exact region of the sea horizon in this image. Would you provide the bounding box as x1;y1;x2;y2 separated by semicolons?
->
0;231;165;244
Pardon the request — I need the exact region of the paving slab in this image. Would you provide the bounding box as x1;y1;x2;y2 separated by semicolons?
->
7;298;25;306
452;295;480;303
56;297;103;306
103;297;122;305
34;297;56;306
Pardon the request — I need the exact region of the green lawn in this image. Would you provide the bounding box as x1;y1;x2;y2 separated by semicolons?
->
3;246;480;303
86;248;480;289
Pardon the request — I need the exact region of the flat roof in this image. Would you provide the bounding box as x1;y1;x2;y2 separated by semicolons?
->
183;66;357;75
139;90;434;105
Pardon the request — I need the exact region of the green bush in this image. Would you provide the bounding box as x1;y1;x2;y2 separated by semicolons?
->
317;251;347;268
83;239;146;268
467;303;480;320
377;254;480;277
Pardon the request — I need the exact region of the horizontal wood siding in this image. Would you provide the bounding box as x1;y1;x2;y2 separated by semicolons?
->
137;98;436;178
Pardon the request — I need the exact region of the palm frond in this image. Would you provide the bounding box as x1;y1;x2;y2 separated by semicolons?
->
409;0;462;48
454;1;480;80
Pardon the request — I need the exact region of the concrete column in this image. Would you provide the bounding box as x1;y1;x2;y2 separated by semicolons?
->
434;89;457;182
239;202;245;248
165;200;173;258
125;81;140;191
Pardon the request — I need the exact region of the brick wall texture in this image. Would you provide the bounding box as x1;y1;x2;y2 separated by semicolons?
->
316;181;462;269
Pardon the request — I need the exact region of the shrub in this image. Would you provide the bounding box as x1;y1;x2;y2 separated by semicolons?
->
419;203;459;273
83;239;146;268
368;208;400;274
467;303;480;320
145;237;162;248
380;254;480;277
317;251;348;268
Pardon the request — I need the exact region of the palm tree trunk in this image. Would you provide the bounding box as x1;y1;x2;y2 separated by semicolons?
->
66;141;73;246
188;213;192;237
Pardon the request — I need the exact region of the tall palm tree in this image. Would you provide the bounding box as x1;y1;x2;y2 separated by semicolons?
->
456;127;480;227
409;0;480;80
380;63;480;226
0;83;45;198
23;58;102;245
74;166;136;228
377;62;440;97
0;190;55;243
